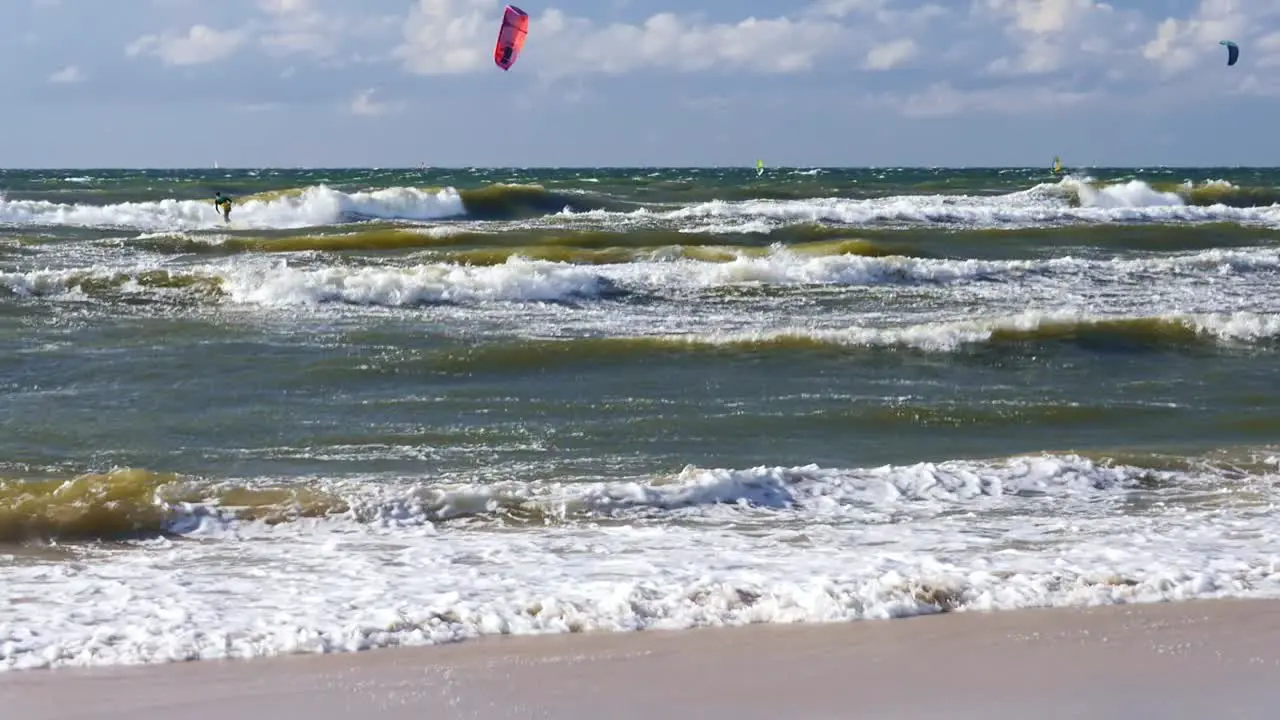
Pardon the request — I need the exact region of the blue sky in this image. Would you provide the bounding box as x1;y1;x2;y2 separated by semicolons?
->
2;0;1277;167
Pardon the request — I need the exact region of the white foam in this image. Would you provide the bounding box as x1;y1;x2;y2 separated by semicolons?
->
3;454;1279;670
0;185;466;231
680;220;775;234
600;245;1280;293
5;178;1275;236
1070;178;1183;209
0;258;608;307
216;256;609;306
5;246;1280;311
1179;178;1237;191
1183;311;1280;341
559;178;1280;229
654;310;1280;352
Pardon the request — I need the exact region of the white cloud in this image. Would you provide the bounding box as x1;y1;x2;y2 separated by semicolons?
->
126;25;247;65
125;1;372;67
256;0;342;57
348;88;401;116
808;0;886;17
393;0;913;77
260;29;334;56
107;0;1280;119
48;65;83;83
1254;31;1280;67
394;0;505;75
982;0;1093;34
880;81;1094;117
978;0;1141;76
539;12;846;75
864;38;916;69
809;0;948;26
1140;0;1259;75
258;0;311;14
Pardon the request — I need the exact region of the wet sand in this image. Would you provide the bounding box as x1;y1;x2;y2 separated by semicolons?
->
5;599;1280;719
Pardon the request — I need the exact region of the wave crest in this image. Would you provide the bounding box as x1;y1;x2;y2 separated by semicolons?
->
0;185;466;231
0;453;1234;542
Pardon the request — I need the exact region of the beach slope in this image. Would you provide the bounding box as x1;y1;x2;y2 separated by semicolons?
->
5;599;1279;720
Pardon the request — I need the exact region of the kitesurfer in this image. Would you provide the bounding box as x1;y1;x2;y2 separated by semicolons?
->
214;192;232;222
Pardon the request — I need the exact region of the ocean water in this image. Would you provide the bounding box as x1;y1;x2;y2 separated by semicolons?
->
2;166;1279;671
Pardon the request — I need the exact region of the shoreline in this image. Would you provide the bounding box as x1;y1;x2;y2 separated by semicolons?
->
6;598;1280;719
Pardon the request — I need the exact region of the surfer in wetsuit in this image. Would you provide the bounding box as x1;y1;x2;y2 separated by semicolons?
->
214;192;232;222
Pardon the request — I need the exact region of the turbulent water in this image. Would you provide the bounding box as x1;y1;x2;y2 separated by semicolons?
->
2;166;1280;671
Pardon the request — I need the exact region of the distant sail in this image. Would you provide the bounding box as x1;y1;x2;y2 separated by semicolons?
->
494;6;529;71
1052;156;1062;173
1220;40;1239;66
756;159;764;177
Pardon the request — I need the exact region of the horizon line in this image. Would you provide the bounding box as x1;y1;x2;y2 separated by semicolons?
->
0;164;1274;171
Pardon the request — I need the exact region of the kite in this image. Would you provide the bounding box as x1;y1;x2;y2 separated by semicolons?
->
495;5;529;71
1221;40;1239;66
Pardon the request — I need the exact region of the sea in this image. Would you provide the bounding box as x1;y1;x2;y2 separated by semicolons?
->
2;166;1279;671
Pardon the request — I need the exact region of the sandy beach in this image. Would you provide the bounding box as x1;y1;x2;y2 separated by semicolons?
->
5;599;1279;719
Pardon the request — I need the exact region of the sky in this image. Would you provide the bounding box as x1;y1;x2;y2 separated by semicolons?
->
2;0;1278;167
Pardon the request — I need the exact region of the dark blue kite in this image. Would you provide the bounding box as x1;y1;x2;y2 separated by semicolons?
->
1221;40;1239;66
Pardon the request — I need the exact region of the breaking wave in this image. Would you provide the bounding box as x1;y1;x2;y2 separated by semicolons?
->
0;452;1267;542
4;246;1278;307
4;452;1280;671
0;185;466;231
5;177;1280;234
433;311;1280;372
